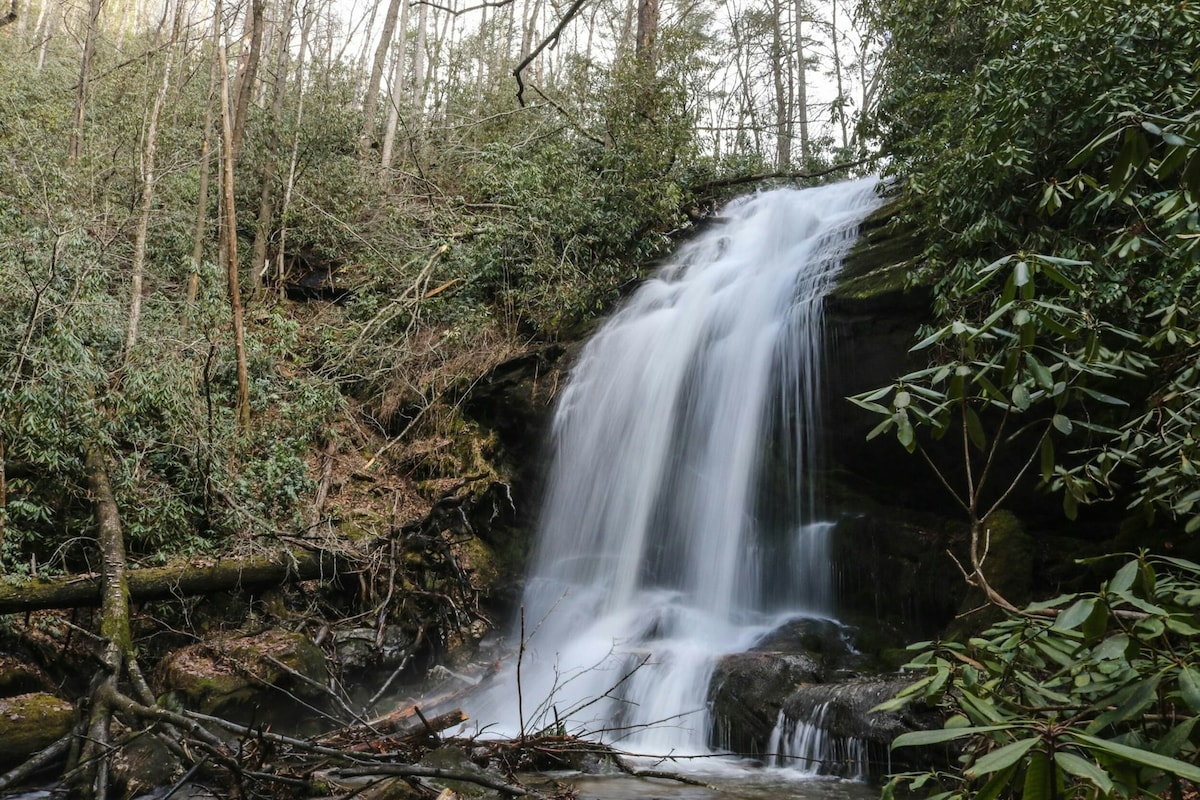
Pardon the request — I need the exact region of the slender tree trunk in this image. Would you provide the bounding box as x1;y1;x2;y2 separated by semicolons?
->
35;0;55;69
829;0;848;150
379;0;409;171
186;135;214;309
216;0;251;430
616;0;633;61
187;0;221;310
252;0;295;296
474;3;487;91
69;0;105;164
518;0;535;62
793;0;809;163
351;0;381;93
276;0;313;288
360;0;403;148
771;0;789;169
231;0;265;159
0;434;6;568
410;0;427;118
126;0;181;354
426;2;451;114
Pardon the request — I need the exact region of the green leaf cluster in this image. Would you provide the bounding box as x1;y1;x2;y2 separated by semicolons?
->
861;0;1200;530
879;553;1200;800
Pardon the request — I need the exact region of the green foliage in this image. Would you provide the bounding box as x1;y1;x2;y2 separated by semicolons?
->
878;553;1200;800
861;0;1200;530
849;252;1150;520
432;61;697;337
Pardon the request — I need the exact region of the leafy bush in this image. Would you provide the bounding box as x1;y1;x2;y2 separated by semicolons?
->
879;553;1200;800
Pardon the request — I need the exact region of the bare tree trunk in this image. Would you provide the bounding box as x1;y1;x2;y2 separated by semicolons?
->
518;0;535;62
349;0;382;85
426;1;451;114
68;0;105;164
829;0;848;150
0;434;6;567
217;0;252;430
35;0;55;69
616;0;633;61
251;0;295;296
231;0;265;159
379;0;409;171
276;0;313;288
793;0;809;163
634;0;656;68
360;0;403;148
187;0;221;310
126;0;182;354
410;0;427;118
771;0;789;169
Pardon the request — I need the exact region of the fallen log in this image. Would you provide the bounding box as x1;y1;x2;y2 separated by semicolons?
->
0;549;344;614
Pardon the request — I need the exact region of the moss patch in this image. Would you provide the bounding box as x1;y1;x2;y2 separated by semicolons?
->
156;629;328;715
0;692;75;767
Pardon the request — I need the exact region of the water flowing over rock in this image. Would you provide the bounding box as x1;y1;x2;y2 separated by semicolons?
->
468;178;886;758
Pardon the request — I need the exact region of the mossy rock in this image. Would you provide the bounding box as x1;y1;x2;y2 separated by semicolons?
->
156;629;328;715
0;692;75;768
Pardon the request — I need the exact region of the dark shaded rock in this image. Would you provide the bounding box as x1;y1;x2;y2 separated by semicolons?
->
156;629;328;716
830;506;967;637
0;653;53;697
750;617;862;674
771;678;940;779
709;650;820;757
0;692;75;768
334;625;412;673
112;731;182;798
459;345;570;609
778;678;922;743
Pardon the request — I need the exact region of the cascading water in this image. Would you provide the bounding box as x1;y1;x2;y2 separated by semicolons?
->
471;177;884;758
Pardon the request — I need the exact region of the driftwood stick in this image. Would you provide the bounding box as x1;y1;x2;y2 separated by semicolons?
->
330;764;544;798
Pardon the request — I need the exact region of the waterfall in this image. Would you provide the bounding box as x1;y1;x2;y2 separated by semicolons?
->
767;705;870;778
472;177;884;757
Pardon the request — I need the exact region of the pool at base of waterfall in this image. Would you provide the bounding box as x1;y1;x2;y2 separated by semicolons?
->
535;769;879;800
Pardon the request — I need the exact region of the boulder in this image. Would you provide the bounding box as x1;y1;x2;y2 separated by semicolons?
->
156;629;328;716
772;678;941;778
708;642;821;758
0;692;75;768
112;730;182;797
334;625;412;673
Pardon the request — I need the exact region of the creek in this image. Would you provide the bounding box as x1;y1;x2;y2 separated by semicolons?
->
465;178;888;772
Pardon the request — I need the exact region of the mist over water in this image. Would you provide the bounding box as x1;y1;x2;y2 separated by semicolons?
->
469;178;884;758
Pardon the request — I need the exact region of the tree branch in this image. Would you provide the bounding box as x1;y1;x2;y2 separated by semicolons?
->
689;157;873;195
414;0;514;14
512;0;588;107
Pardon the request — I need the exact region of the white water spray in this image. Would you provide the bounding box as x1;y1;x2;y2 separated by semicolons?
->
472;177;884;756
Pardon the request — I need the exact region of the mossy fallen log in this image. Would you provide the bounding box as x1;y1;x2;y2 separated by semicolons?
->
0;549;343;615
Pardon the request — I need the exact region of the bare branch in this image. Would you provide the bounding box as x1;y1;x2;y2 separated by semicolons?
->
689;157;873;194
413;0;514;14
513;0;588;106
